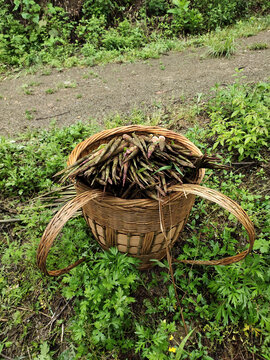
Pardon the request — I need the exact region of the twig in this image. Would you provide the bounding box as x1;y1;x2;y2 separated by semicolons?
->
201;172;213;184
33;184;74;199
35;111;70;121
231;161;257;166
239;349;246;360
232;350;240;360
168;248;188;336
61;323;64;343
0;218;22;224
155;89;173;95
12;306;51;319
0;203;17;214
27;346;32;360
0;353;13;360
260;188;270;194
233;164;256;173
45;298;73;331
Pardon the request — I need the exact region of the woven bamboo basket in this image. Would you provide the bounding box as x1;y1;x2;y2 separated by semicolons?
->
37;125;255;276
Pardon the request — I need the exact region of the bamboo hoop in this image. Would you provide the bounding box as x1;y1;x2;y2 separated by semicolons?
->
169;184;255;265
37;191;100;276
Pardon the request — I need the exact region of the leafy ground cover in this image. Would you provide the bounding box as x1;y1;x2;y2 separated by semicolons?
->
0;80;269;359
0;0;270;73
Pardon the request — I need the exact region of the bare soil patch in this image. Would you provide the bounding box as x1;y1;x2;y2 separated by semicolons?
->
0;30;269;137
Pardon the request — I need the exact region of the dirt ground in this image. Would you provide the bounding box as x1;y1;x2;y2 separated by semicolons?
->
0;30;269;137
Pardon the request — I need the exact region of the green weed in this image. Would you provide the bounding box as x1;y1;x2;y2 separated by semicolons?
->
21;82;40;95
160;62;166;70
208;256;270;328
58;81;77;89
206;76;270;160
248;42;268;50
41;69;52;76
62;248;139;355
25;109;36;120
22;84;34;95
135;320;177;359
105;108;161;129
102;19;146;51
45;88;57;94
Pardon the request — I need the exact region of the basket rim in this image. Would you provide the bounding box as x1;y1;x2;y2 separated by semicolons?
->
68;125;205;203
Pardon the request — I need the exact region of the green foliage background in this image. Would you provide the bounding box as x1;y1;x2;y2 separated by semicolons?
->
0;0;269;68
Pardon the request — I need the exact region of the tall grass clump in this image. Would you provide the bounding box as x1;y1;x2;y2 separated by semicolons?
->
206;36;236;57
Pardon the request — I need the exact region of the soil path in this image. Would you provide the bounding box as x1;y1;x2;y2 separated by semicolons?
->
0;31;269;137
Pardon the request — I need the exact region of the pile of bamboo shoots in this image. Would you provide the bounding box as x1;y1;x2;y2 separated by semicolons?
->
55;133;228;200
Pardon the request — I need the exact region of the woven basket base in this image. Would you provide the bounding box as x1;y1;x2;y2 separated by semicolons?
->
85;214;186;269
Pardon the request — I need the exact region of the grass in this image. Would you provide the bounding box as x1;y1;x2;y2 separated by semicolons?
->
58;81;77;89
0;79;269;359
22;84;34;95
85;70;101;79
159;61;166;70
41;68;52;76
248;42;268;50
25;109;36;120
45;88;57;94
206;36;236;58
22;82;41;95
45;82;77;95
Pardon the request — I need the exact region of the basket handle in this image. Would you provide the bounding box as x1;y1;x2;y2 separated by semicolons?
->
37;191;100;276
169;184;255;265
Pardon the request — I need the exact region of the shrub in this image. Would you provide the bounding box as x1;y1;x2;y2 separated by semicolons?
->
76;15;106;47
102;20;146;50
0;0;28;65
0;0;269;68
81;0;132;25
146;0;169;16
168;0;203;35
207;79;270;160
190;0;270;30
0;0;75;66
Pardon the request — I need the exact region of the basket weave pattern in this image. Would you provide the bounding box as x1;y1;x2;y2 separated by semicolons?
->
69;126;204;269
76;183;191;268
